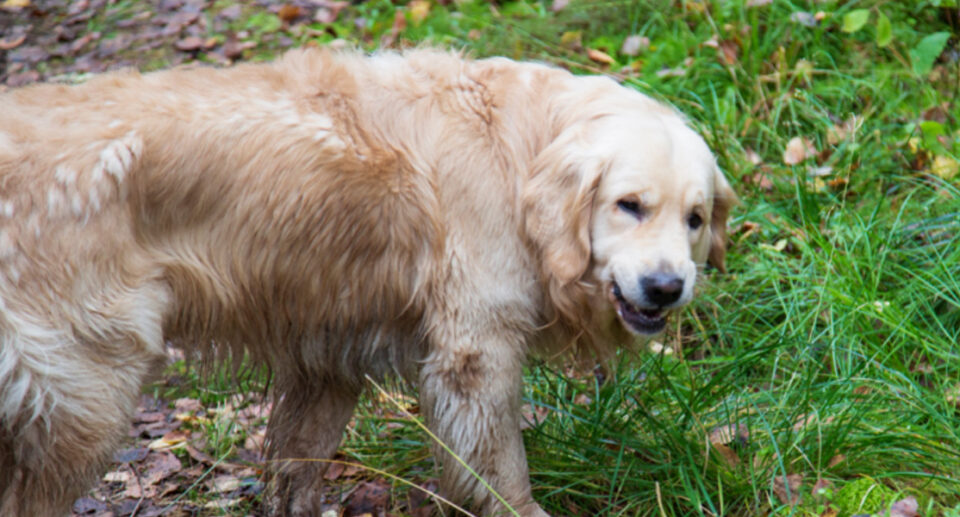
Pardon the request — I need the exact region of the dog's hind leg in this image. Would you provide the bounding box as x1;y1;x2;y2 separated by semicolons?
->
0;338;167;516
0;283;169;516
265;376;359;517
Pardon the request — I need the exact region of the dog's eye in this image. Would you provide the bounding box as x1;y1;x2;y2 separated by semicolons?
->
687;213;703;230
617;199;645;219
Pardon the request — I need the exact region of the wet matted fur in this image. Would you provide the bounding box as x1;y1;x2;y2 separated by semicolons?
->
0;49;736;516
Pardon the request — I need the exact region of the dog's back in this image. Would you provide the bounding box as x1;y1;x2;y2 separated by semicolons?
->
0;48;549;515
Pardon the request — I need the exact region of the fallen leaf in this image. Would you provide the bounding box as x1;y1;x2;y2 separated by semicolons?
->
746;0;772;6
203;497;241;510
560;31;583;52
710;441;740;467
314;2;349;24
551;0;569;11
827;116;859;145
773;474;803;505
812;478;833;498
344;480;391;515
808;165;833;177
409;0;431;25
244;428;266;453
947;384;960;407
113;447;149;464
573;393;592;405
791;11;817;27
520;403;551;430
174;36;206;52
888;496;919;517
103;470;132;483
277;4;303;23
381;10;406;47
709;423;749;445
620;35;649;56
648;341;673;355
218;4;242;20
930;155;959;179
783;136;813;165
148;429;189;450
210;475;241;493
717;39;739;65
0;34;25;50
0;0;29;8
656;66;687;78
324;460;346;480
827;454;846;468
407;479;440;517
587;48;615;65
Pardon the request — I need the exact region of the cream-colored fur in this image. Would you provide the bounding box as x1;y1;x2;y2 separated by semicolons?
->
0;48;735;517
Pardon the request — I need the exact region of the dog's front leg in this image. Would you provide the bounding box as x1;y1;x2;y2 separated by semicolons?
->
419;329;550;517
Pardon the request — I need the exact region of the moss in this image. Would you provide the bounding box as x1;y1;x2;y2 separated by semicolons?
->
834;478;896;517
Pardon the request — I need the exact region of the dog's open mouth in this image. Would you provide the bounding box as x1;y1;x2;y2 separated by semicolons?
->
611;282;667;334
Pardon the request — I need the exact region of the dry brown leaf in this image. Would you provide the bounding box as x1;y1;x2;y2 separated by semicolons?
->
734;221;760;240
344;480;391;515
0;34;25;50
827;116;859;145
174;36;205;52
324;461;346;481
710;442;740;467
718;39;739;65
380;10;406;48
210;475;241;493
520;403;551;430
827;454;846;468
244;429;266;453
772;474;803;505
783;137;813;165
551;0;569;11
148;429;189;450
277;4;303;23
889;496;919;517
709;422;749;445
587;48;615;65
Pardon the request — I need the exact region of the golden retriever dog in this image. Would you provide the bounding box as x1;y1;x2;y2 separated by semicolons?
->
0;48;735;516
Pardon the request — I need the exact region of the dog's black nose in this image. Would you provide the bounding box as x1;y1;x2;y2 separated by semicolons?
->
641;274;684;307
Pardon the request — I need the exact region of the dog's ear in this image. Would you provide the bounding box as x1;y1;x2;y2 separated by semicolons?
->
708;168;738;273
523;136;604;285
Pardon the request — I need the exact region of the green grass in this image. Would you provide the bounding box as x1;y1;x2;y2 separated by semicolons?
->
133;0;960;514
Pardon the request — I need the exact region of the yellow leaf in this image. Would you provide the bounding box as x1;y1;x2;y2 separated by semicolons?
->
148;430;188;450
560;31;582;51
930;155;959;179
1;0;30;8
409;0;430;25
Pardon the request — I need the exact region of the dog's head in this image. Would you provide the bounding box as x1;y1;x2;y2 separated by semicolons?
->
523;90;736;339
